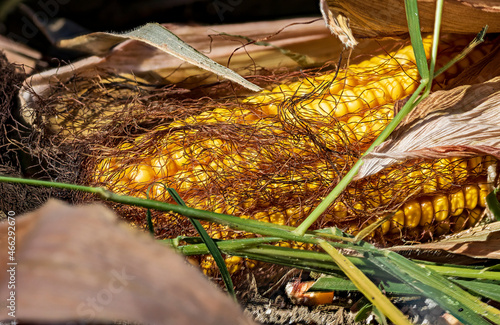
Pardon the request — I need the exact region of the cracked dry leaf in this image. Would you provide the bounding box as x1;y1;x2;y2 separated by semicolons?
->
390;221;500;262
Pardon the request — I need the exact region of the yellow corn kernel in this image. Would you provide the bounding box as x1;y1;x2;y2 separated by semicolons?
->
262;102;279;115
418;163;438;194
403;199;421;228
127;163;156;186
334;121;356;144
432;194;449;222
253;211;270;223
352;86;379;108
450;157;468;182
272;84;294;100
151;154;178;178
286;207;304;226
190;165;212;187
419;199;434;227
342;89;364;114
245;259;258;269
225;256;243;273
395;70;419;94
200;256;214;274
332;201;348;219
365;106;394;136
484;155;497;169
464;185;479;210
292;242;311;250
449;189;465;216
346;115;370;141
390;209;405;231
452;214;468;233
270;211;286;225
379;218;391;235
170;148;190;169
435;159;454;190
305;99;334;119
435;220;451;236
379;76;405;99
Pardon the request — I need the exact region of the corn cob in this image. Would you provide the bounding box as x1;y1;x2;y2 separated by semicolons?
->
93;36;495;274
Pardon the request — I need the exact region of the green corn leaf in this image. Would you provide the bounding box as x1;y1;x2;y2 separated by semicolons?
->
311;275;419;296
404;0;429;82
354;303;373;323
452;279;500;302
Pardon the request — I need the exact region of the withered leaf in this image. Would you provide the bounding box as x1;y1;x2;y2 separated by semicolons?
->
390;221;500;262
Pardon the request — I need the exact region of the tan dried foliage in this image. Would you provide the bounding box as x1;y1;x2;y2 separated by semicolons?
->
322;0;500;46
390;221;500;261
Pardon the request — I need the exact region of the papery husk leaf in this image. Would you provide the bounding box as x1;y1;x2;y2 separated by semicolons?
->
356;76;500;179
389;221;500;261
323;0;500;46
58;23;261;92
0;199;255;325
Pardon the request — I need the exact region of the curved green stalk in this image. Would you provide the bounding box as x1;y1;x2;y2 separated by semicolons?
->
0;175;316;243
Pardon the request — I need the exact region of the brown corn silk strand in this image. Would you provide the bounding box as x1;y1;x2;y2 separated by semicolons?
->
80;36;496;274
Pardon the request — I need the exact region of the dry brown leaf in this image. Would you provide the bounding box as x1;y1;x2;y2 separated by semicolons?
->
323;0;500;46
356;76;500;179
390;221;500;262
0;35;41;74
0;199;255;325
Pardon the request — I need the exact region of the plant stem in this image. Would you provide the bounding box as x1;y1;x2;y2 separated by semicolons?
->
0;175;317;243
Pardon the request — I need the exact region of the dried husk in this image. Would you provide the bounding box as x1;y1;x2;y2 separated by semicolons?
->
321;0;500;47
390;221;500;262
356;75;500;179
